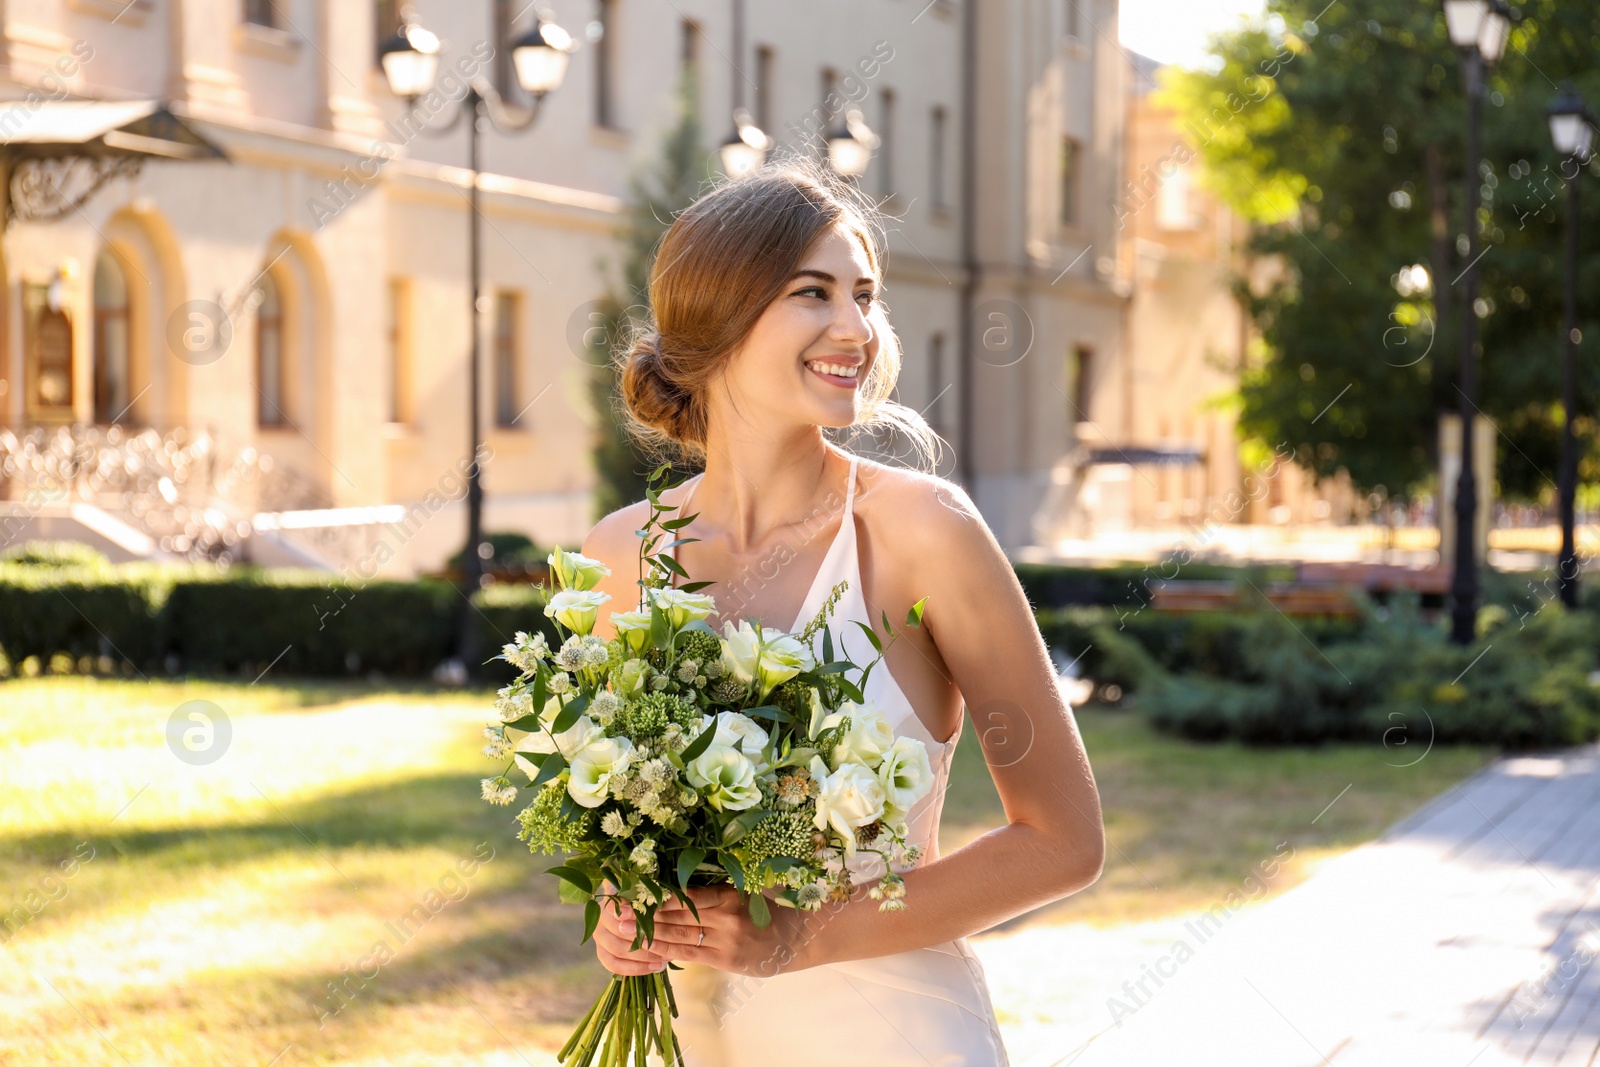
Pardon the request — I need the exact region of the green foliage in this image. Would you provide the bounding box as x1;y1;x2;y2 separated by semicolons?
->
1013;560;1298;609
1163;1;1600;500
1;539;113;569
589;64;711;518
1127;597;1600;749
446;531;544;571
0;561;556;681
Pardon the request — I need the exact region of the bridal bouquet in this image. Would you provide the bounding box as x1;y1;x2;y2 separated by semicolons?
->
479;463;934;1067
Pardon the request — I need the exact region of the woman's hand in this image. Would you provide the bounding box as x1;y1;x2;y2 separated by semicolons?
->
593;880;668;977
612;883;816;979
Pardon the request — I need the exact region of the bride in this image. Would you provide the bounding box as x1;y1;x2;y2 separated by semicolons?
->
580;159;1104;1067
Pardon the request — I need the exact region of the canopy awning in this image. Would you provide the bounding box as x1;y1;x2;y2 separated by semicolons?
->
0;100;224;160
1086;444;1207;467
0;100;225;226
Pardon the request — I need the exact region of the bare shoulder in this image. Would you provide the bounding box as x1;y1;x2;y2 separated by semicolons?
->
581;499;651;567
852;456;992;558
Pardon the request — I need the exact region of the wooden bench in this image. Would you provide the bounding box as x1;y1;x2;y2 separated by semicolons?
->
1150;579;1363;617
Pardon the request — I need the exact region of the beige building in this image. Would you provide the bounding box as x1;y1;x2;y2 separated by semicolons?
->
0;0;1136;573
1031;50;1349;550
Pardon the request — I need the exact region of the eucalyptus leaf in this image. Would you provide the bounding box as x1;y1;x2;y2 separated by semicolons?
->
679;724;717;763
676;846;706;890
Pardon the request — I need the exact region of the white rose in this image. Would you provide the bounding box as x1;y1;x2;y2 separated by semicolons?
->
685;743;762;812
609;610;653;656
650;588;717;630
712;710;771;766
513;698;602;768
720;619;815;694
548;546;611;591
822;701;895;770
545;589;611;635
876;736;934;819
809;755;886;857
567;735;636;808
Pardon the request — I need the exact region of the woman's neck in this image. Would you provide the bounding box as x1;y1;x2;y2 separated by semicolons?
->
688;432;838;554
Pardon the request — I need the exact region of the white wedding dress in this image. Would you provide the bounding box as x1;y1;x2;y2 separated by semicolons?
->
649;454;1011;1066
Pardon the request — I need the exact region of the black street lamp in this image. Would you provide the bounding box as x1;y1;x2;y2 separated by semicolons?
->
1441;0;1513;645
824;107;879;179
381;13;575;679
716;0;771;178
1548;82;1596;608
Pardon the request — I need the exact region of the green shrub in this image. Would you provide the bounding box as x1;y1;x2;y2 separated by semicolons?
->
0;561;556;679
1138;598;1600;750
1;540;112;569
1034;606;1168;695
446;532;546;571
1013;561;1298;610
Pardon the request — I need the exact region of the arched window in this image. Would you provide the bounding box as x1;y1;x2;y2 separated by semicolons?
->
256;272;285;426
92;250;131;424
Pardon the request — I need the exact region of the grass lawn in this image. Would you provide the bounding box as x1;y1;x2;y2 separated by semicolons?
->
0;677;1496;1065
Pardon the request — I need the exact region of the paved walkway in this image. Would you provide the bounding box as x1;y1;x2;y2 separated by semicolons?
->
972;744;1600;1065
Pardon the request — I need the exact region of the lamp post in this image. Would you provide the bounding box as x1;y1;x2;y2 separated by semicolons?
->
1441;0;1513;645
381;14;574;680
825;107;879;178
716;0;771;177
1548;82;1596;608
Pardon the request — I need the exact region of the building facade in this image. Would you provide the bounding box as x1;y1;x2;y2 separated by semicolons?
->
0;0;1131;574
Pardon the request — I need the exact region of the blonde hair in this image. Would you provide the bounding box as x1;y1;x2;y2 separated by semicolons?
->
616;155;941;469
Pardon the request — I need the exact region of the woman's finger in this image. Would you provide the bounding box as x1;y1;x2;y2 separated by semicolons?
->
593;922;662;961
596;944;666;977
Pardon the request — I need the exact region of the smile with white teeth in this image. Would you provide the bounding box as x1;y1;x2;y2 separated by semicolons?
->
806;360;859;378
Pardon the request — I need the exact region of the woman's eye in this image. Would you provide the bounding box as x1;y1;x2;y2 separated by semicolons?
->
857;291;877;307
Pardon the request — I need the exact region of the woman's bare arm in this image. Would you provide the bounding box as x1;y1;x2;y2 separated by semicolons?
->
789;477;1105;968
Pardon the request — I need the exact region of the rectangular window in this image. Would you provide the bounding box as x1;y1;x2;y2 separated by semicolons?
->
24;283;74;417
494;290;521;429
931;106;948;209
386;278;410;424
878;88;896;197
256;273;285;427
243;0;276;28
928;332;946;433
595;0;618;128
1061;136;1081;226
1071;345;1093;423
755;46;775;134
820;67;839;133
680;19;701;119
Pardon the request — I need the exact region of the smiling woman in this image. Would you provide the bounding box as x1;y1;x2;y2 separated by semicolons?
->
578;157;1105;1067
616;156;936;470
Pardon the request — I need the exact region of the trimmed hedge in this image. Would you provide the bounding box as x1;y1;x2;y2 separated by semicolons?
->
1014;561;1299;610
0;558;556;682
1036;595;1600;750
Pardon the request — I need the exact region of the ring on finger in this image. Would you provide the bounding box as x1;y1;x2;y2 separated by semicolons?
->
696;927;705;947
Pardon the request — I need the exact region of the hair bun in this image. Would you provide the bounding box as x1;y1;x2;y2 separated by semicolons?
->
621;326;694;452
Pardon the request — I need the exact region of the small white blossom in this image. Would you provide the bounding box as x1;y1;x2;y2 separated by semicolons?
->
501;631;549;672
480;776;517;805
555;637;589;671
629;838;658;875
601;810;630;837
582;635;611;667
482;731;513;760
547;671;574;695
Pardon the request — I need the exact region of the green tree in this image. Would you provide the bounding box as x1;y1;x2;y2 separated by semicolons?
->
588;67;715;518
1162;0;1600;501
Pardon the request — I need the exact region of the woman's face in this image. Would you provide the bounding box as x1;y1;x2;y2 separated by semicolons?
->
715;226;883;433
